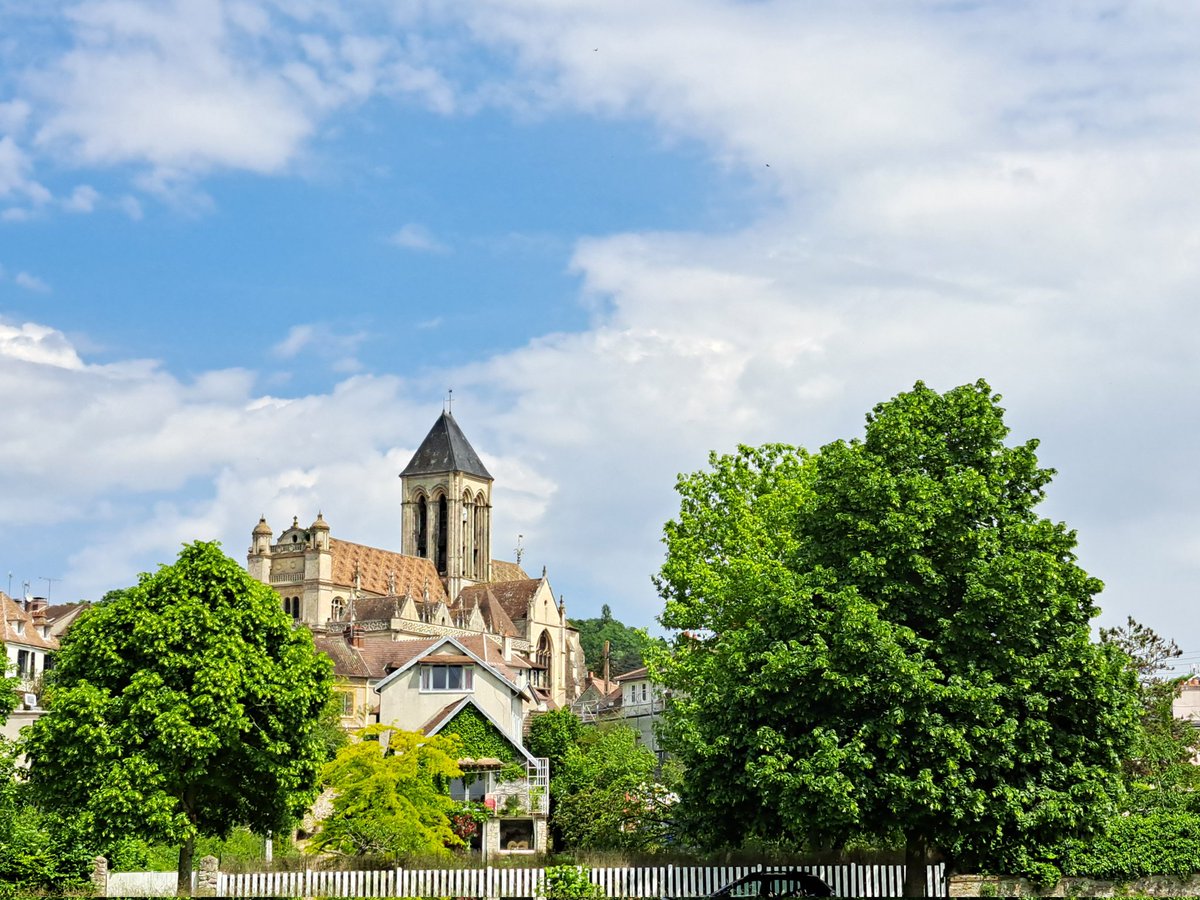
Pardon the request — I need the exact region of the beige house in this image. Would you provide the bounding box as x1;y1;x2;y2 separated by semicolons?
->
247;410;587;723
0;594;79;742
370;634;549;857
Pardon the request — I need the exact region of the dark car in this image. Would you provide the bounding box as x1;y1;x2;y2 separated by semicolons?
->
708;871;833;899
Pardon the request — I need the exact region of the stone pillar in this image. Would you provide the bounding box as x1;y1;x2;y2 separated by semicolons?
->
483;818;501;860
91;856;108;897
195;855;219;897
534;818;549;854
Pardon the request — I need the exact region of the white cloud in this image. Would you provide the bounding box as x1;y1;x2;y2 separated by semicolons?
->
388;223;449;254
272;324;317;358
15;0;459;191
4;1;1200;653
271;322;369;371
62;184;100;212
13;271;50;293
0;135;49;202
0;322;84;369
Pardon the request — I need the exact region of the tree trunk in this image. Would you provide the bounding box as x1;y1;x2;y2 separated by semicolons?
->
903;832;928;898
176;834;195;897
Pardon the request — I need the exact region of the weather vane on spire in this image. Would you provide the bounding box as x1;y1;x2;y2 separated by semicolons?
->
445;388;453;414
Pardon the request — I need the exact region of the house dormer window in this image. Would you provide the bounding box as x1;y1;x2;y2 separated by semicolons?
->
13;620;23;635
420;664;474;692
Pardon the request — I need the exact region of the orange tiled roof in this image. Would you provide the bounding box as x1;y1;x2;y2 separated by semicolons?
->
313;633;444;681
490;559;529;582
328;539;447;605
0;593;59;652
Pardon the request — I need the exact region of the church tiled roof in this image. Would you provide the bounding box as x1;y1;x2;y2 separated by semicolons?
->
328;539;447;605
464;578;544;622
347;595;402;622
453;585;520;637
400;411;492;480
490;559;529;582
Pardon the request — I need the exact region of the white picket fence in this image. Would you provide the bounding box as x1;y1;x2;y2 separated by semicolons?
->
107;862;948;898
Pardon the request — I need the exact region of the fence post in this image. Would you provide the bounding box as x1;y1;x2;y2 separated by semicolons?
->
91;856;108;898
195;855;219;898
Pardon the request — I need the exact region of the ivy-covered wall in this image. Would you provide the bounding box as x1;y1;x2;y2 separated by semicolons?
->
441;705;521;765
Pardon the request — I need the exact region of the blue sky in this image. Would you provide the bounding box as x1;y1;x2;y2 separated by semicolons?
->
2;0;1200;664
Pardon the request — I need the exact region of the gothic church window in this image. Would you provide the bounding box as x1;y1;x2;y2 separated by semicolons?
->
416;495;428;558
436;495;448;574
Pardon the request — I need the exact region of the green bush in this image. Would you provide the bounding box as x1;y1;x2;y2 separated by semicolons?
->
541;864;606;900
1060;810;1200;880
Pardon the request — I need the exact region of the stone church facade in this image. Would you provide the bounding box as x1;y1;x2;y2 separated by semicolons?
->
246;411;586;716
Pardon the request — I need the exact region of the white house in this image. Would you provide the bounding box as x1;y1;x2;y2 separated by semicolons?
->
373;634;550;857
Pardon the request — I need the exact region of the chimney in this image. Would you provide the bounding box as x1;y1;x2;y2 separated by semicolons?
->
351;625;365;649
25;597;48;615
502;634;513;661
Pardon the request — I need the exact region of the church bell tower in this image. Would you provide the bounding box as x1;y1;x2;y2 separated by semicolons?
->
400;411;493;600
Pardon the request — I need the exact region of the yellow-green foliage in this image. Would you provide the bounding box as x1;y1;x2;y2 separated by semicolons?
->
311;725;464;857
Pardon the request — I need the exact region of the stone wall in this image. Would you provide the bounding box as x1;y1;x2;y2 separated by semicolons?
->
950;874;1200;897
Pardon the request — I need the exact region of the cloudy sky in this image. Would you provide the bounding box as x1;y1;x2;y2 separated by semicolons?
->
1;1;1198;662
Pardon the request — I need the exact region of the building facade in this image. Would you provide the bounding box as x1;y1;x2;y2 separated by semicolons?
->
246;411;587;719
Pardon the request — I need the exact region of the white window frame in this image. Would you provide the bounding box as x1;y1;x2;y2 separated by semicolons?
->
420;664;475;692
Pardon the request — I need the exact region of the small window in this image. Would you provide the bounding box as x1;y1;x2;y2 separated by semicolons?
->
420;664;474;692
337;691;353;716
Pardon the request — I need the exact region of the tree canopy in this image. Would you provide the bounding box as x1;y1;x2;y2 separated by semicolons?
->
654;380;1139;892
310;725;464;858
550;723;670;851
573;605;655;677
23;541;333;896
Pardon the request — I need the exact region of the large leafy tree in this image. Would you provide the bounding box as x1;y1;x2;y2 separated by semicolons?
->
655;380;1139;894
23;541;333;896
310;725;464;857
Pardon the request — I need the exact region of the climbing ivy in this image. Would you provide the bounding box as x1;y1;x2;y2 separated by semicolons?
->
441;705;521;767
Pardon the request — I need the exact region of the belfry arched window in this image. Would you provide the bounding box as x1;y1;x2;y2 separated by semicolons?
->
416;495;428;558
436;494;448;575
331;597;345;622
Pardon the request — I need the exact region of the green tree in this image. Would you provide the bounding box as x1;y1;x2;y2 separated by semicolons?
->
1046;619;1200;882
573;605;656;677
1100;617;1198;800
311;724;464;857
528;707;585;849
23;541;333;896
551;724;669;851
655;380;1139;894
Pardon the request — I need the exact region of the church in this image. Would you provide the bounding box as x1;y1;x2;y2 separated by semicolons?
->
246;410;587;725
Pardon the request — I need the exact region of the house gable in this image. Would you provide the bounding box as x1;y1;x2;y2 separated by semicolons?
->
430;700;535;766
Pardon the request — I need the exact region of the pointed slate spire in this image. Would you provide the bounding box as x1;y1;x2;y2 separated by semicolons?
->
400;411;492;480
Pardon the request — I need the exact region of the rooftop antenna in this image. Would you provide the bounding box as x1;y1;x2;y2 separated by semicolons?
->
6;572;10;597
39;576;60;602
514;534;524;566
